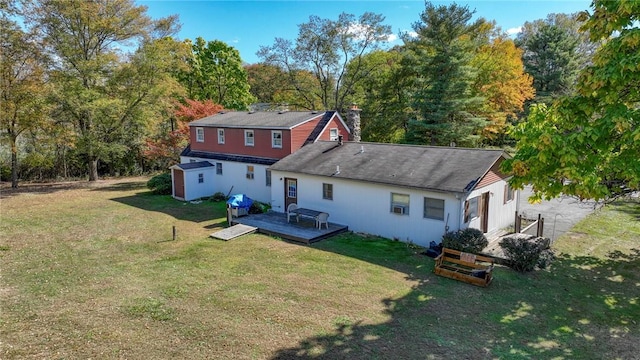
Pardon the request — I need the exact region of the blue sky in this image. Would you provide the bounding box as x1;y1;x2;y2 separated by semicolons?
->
138;1;592;64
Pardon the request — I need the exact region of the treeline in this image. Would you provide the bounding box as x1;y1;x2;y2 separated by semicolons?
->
0;0;598;187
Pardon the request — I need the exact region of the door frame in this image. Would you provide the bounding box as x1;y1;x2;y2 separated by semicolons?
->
284;177;298;210
480;191;490;233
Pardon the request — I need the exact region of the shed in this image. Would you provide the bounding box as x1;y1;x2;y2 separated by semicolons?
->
170;161;216;201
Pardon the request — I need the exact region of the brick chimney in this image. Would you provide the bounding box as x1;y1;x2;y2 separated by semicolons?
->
346;103;361;142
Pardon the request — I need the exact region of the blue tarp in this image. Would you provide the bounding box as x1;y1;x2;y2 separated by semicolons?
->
226;194;253;209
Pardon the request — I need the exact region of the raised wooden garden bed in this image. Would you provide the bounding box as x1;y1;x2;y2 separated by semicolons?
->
434;248;494;287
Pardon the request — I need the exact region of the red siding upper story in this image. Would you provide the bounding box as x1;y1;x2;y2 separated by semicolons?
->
190;127;293;159
188;112;349;159
475;157;508;189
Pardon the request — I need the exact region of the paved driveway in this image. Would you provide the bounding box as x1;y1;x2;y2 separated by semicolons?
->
517;185;601;241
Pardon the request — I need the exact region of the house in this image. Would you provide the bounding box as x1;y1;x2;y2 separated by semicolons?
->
268;141;517;247
171;110;351;202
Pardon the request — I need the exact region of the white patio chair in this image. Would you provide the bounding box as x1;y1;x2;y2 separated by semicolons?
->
316;212;329;229
287;203;299;222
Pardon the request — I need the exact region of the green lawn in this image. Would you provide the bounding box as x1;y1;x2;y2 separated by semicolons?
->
1;179;638;359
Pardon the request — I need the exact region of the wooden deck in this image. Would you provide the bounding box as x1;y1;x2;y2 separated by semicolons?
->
231;211;348;244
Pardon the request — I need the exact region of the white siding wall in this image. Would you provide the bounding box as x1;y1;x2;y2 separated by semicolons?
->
270;171;462;247
182;168;216;201
466;180;518;233
181;156;272;203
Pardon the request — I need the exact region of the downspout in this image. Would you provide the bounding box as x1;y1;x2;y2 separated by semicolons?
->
454;192;464;231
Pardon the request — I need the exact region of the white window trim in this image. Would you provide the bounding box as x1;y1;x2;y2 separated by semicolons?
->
244;130;254;146
330;128;339;141
217;128;225;144
504;183;514;204
322;183;333;200
390;193;410;215
423;197;445;221
271;130;283;149
196;127;204;142
465;196;479;223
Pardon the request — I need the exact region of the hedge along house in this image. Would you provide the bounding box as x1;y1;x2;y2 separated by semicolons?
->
268;141;517;247
171;110;350;202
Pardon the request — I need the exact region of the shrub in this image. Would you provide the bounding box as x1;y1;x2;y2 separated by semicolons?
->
499;236;553;272
211;192;227;202
537;248;556;270
249;201;271;214
441;228;488;253
146;173;172;195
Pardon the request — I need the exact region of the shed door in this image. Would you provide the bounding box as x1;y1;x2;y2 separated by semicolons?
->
174;169;185;199
284;178;297;210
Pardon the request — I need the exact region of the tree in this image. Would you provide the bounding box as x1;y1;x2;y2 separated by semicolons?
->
0;17;50;188
245;63;288;104
27;0;182;181
345;49;413;143
245;63;319;110
178;37;254;110
403;2;488;146
516;13;596;104
503;0;640;201
144;99;222;169
470;31;535;143
258;12;392;112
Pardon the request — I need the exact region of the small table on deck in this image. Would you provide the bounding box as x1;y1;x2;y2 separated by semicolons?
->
289;208;324;227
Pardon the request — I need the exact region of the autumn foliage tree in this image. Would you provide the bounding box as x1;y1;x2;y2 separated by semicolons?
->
503;0;639;201
144;99;223;169
471;33;535;143
0;16;50;188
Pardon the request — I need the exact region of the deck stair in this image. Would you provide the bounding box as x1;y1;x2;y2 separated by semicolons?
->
210;224;257;240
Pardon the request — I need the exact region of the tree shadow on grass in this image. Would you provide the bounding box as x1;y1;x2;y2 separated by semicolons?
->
270;236;640;359
608;199;640;220
111;192;228;224
0;181;96;199
0;178;148;199
89;181;148;192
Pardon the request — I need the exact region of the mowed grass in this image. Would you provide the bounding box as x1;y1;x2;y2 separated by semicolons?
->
1;179;638;359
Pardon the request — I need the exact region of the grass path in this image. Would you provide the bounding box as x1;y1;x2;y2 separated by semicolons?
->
1;179;638;359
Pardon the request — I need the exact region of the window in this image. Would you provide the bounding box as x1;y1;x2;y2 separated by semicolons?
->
330;128;339;141
322;183;333;200
244;130;254;146
390;193;410;215
423;197;445;220
272;130;282;148
217;129;225;144
504;183;514;204
265;170;271;187
246;165;254;180
216;162;222;175
464;196;479;222
287;179;297;198
198;173;204;183
196;127;204;142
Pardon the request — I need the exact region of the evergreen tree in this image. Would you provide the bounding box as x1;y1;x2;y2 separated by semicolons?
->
403;2;487;146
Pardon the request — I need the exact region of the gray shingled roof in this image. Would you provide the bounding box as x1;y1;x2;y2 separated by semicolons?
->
189;111;326;129
173;161;215;170
269;141;507;193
